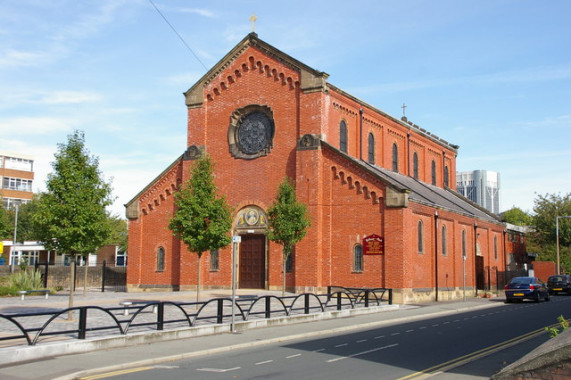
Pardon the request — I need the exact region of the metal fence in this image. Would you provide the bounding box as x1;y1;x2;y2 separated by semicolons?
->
0;287;392;347
32;261;127;292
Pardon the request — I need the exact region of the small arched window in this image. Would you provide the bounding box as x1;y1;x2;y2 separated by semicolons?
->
392;143;399;172
462;230;467;258
354;245;363;272
418;221;424;253
157;247;165;272
368;133;375;164
444;166;449;187
442;225;447;256
431;160;436;185
413;152;419;180
340;121;348;153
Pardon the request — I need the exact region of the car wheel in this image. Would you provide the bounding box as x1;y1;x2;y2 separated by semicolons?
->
534;292;541;303
545;293;550;302
505;298;512;303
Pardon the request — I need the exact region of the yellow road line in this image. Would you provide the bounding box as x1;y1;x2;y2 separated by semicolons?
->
79;366;154;380
397;323;557;380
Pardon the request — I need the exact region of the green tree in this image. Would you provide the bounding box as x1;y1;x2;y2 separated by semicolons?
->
267;177;311;296
502;207;532;226
104;215;128;252
0;205;11;240
33;130;113;310
169;155;232;303
530;192;571;273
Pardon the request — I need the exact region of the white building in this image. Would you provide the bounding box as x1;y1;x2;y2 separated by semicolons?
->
457;170;501;214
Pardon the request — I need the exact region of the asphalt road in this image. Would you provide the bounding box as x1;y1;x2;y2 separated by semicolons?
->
89;296;570;380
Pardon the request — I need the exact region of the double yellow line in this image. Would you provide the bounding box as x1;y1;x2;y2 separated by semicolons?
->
398;325;552;379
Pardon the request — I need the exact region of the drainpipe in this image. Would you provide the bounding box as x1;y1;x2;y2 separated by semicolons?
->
434;210;439;302
407;133;411;176
359;109;363;161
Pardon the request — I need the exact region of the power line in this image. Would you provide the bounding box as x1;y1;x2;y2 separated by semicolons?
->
147;0;208;71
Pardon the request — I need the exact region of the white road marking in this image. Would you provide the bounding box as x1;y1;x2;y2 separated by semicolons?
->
374;335;385;339
405;329;414;333
286;354;302;359
255;360;273;365
326;344;398;363
391;332;400;336
197;367;241;372
313;348;326;352
335;343;348;347
356;339;367;343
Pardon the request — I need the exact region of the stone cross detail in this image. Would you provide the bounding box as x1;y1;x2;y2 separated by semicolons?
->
250;13;257;32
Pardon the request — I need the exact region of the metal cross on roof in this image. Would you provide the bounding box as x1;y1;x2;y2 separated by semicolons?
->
250;13;257;32
401;103;407;117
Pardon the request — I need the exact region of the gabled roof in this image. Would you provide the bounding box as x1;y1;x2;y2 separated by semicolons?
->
321;141;502;225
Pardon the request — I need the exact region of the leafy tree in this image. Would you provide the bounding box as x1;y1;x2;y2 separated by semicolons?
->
529;192;571;273
33;130;113;310
8;195;42;242
502;207;532;226
0;205;11;240
104;215;128;253
267;177;311;296
169;155;232;303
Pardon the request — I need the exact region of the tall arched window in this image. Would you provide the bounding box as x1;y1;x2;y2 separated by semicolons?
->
494;236;498;260
431;160;436;185
354;245;363;272
413;152;419;180
462;230;467;258
368;133;375;164
340;121;347;153
444;166;449;187
442;225;447;256
418;221;424;253
157;247;165;272
210;249;219;271
392;143;399;172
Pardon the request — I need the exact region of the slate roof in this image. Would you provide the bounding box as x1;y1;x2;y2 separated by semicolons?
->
321;141;502;225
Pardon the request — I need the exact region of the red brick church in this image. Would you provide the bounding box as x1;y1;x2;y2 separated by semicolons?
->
126;33;506;303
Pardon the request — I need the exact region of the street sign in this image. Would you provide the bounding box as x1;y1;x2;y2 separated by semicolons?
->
232;235;241;243
363;234;384;255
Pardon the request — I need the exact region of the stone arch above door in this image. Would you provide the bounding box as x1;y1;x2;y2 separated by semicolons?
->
235;205;268;231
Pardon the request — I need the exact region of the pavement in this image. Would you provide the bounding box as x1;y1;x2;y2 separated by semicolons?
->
0;289;562;380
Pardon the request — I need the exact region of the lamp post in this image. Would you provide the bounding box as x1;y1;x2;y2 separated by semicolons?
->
556;215;571;275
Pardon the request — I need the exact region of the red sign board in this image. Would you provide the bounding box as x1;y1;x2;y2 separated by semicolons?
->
363;234;384;255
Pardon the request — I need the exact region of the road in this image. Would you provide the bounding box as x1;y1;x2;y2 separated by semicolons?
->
84;296;570;380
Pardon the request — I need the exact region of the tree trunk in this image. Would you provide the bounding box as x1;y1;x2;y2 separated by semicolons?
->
282;247;287;297
196;252;202;305
68;256;76;320
83;256;88;296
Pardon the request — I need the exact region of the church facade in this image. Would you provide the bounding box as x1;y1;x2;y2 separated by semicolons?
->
126;33;507;304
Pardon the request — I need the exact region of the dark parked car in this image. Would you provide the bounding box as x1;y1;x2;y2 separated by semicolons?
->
504;276;550;303
547;275;571;295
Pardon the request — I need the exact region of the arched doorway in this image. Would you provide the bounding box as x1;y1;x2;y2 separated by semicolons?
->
235;206;268;289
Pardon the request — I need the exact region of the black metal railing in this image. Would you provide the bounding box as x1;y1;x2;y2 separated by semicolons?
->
0;287;392;347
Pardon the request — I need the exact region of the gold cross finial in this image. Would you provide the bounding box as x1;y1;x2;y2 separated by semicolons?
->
249;13;257;33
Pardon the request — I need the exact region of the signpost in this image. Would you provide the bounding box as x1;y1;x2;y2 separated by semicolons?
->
231;235;241;333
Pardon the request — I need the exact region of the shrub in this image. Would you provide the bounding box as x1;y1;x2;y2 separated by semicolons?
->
9;270;44;291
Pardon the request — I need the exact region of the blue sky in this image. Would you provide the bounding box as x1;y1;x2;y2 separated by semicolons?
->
1;0;570;217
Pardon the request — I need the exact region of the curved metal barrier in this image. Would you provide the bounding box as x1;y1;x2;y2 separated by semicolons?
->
0;287;392;347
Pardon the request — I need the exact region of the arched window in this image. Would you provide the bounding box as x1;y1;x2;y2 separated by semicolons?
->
444;166;449;187
431;160;436;185
157;247;165;272
210;249;219;271
392;143;399;172
462;230;467;258
413;152;419;180
286;249;294;272
494;236;498;260
368;133;375;164
340;121;347;153
442;225;447;256
354;245;363;272
418;221;424;253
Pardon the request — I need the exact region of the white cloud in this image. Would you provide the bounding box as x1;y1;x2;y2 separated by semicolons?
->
0;117;72;136
0;49;50;68
176;8;216;18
